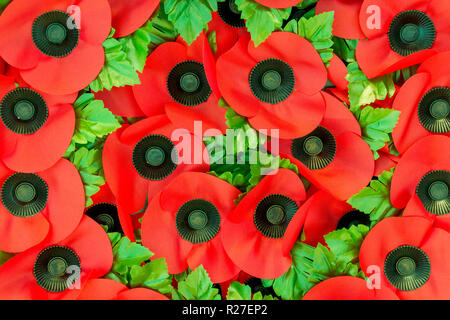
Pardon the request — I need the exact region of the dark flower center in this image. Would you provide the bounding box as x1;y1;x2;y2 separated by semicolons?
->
336;210;371;230
47;257;68;277
416;170;449;215
145;146;166;167
418;87;450;133
14;183;37;203
217;0;245;28
46;23;67;44
188;210;208;230
85;203;121;233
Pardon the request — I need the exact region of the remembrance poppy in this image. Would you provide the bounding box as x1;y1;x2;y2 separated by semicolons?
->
103;114;210;241
390;135;449;231
392;51;450;154
94;86;145;118
0;0;112;95
221;169;307;279
216;32;327;140
357;0;450;79
0;159;84;253
0;75;76;173
253;0;301;8
374;151;398;176
359;216;450;299
302;276;399;300
0;215;113;300
132;33;227;135
141;172;241;283
275;92;374;201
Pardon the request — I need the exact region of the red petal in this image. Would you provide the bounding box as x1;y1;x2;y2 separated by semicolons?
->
374;152;398;176
253;0;301;8
426;0;450;52
77;279;127;300
77;0;112;44
403;194;450;233
321;91;361;136
90;183;116;206
117;288;169;300
202;31;222;99
326;54;349;91
208;12;242;58
417;51;450;87
94;86;145;118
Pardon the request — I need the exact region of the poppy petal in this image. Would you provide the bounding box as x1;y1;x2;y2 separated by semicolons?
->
77;278;127;300
253;0;301;9
117;288;169;300
94;86;145;118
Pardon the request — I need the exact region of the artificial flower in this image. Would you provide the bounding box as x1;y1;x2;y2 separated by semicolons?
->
94;86;145;118
254;0;301;9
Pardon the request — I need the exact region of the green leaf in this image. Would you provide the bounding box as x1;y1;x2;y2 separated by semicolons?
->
219;98;248;130
0;0;11;14
129;258;173;294
226;282;252;300
252;291;278;300
236;0;291;47
324;224;370;264
177;265;221;300
164;0;217;45
347;168;400;226
296;0;319;9
332;37;358;63
0;251;14;267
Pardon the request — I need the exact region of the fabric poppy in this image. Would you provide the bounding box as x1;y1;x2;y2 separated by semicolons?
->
0;0;112;95
0;215;113;300
275;92;374;201
221;169;307;279
0;158;84;253
216;32;327;140
302;190;371;246
302;276;399;300
390;135;449;230
132;33;227;135
108;0;159;38
253;0;301;8
356;0;450;79
141;172;241;283
103;115;210;241
326;54;349;91
0;75;77;173
392;51;450;154
94;86;145;118
77;278;168;300
374;151;399;176
359;216;450;299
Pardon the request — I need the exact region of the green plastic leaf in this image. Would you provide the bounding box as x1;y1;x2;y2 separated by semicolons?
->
219;98;248;130
177;265;221;300
0;0;11;14
332;37;358;63
324;224;370;264
252;291;278;300
0;251;14;267
226;282;252;300
347;168;400;226
129;258;173;294
164;0;217;45
236;0;291;47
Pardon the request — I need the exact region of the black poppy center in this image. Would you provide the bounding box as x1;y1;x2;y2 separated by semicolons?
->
14;100;35;121
217;0;245;28
336;210;371;230
14;183;37;203
176;199;221;243
384;245;430;291
47;257;68;276
249;58;295;104
388;10;436;56
429;99;449;119
291;126;337;170
416;170;449;216
179;72;200;93
85;203;122;233
32;10;79;58
418;87;450;133
145;146;166;167
266;205;286;225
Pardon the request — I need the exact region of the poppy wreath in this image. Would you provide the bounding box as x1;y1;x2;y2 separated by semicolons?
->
0;0;449;301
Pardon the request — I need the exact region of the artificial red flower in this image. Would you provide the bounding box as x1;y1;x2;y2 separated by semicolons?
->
357;0;450;79
301;190;371;246
392;51;450;154
0;57;4;74
316;0;365;39
374;151;398;176
0;0;112;95
0;159;84;253
103;115;210;241
326;54;349;91
390;135;449;231
94;86;145;118
360;216;450;299
302;276;399;300
108;0;159;38
222;169;307;279
217;32;327;139
132;33;227;135
0;215;113;300
253;0;301;8
0;75;76;173
77;278;168;300
276;92;374;201
141;172;241;283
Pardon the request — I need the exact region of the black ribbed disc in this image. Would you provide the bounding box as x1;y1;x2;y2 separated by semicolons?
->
254;194;298;239
132;135;178;181
291;126;336;170
34;246;81;292
388;10;436;57
336;210;371;230
175;199;221;244
249;58;295;104
85;203;122;233
384;245;430;291
416;170;449;215
418;87;450;133
217;0;245;28
0;88;48;135
32;10;79;58
1;173;48;217
167;60;212;106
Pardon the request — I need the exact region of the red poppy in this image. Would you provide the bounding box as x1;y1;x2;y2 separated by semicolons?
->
0;158;84;253
0;215;113;300
0;75;76;173
0;0;112;95
392;52;450;154
390;135;449;230
302;276;399;300
0;57;5;74
360;216;450;299
326;54;349;91
357;0;450;79
316;0;365;39
222;169;307;279
77;278;168;300
141;172;241;283
132;33;227;135
302;190;371;246
94;86;145;118
253;0;301;8
103;115;210;241
108;0;159;38
217;32;327;140
275;92;374;201
374;151;398;176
